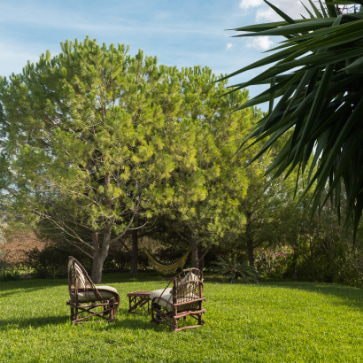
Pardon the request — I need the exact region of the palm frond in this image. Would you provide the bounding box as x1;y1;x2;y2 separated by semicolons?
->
225;0;363;238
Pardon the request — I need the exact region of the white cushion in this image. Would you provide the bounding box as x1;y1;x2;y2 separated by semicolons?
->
153;292;200;311
180;271;198;284
68;260;87;289
75;265;86;289
153;293;174;310
77;285;119;302
178;272;199;297
149;288;172;300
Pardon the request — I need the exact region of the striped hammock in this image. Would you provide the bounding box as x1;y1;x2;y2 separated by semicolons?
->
145;249;191;273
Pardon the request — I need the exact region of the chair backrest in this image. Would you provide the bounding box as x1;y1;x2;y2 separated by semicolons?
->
172;268;203;303
67;256;103;303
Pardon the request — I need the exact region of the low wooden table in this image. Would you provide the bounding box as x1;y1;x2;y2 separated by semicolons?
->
127;291;150;314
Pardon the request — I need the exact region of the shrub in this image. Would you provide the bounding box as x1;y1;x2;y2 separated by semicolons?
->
104;248;149;272
0;267;21;281
254;246;292;278
282;237;363;288
23;246;87;279
212;256;258;283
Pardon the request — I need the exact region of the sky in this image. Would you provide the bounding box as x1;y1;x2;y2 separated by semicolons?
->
0;0;311;105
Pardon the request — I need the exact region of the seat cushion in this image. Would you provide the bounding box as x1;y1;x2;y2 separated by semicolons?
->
77;285;119;302
153;293;174;310
153;292;200;311
180;271;198;284
178;272;199;297
149;288;172;300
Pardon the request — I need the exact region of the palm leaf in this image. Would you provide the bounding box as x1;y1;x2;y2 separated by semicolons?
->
226;0;363;237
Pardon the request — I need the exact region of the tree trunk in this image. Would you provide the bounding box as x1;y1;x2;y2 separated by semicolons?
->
198;246;210;270
92;250;107;284
291;242;299;280
247;238;255;266
246;211;255;266
191;238;199;268
130;229;138;277
92;226;111;283
198;247;205;270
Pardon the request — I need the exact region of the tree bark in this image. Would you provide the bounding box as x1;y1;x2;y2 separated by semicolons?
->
191;238;199;269
92;173;113;283
130;229;138;277
246;211;255;266
92;250;107;284
198;246;210;270
247;238;255;266
292;246;298;280
92;225;111;283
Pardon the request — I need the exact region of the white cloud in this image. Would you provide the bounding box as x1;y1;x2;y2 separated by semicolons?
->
256;7;277;22
246;36;273;51
239;0;264;9
259;0;311;21
226;43;233;50
0;42;41;77
240;0;312;22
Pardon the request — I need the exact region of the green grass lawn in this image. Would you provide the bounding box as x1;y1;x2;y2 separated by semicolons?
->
0;273;362;362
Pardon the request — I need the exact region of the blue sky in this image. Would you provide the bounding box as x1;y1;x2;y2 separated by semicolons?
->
0;0;310;105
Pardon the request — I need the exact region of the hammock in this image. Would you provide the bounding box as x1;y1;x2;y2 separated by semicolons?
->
145;249;191;273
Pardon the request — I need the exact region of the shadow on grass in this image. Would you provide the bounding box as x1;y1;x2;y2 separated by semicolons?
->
112;318;159;331
258;280;363;310
0;315;70;329
0;278;67;292
203;274;363;310
0;310;158;331
0;315;163;332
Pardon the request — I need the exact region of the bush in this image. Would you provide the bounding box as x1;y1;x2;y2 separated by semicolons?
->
23;246;87;279
104;248;149;272
254;246;292;278
0;267;21;281
212;255;258;283
282;237;363;288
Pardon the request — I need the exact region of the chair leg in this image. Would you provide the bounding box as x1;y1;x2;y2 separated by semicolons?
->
151;305;160;324
71;306;79;325
68;299;120;325
108;299;119;322
173;317;178;332
198;313;202;325
151;305;156;322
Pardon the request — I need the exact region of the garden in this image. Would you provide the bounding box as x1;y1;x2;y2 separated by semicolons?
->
1;1;363;361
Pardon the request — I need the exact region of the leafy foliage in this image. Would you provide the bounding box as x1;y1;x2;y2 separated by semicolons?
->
226;0;363;235
254;246;292;278
0;37;256;281
24;246;79;279
212;255;258;283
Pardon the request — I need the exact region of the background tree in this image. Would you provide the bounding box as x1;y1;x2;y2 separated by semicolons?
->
0;38;258;280
0;38;206;282
152;68;254;268
225;0;363;236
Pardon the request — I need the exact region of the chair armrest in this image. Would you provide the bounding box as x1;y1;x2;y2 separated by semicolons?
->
174;297;206;307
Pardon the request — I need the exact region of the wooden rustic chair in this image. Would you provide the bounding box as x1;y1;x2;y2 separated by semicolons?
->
67;256;120;325
150;268;206;332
